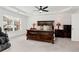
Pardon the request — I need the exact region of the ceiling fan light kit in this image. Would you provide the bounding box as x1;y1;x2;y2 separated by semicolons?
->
39;10;42;13
35;6;48;13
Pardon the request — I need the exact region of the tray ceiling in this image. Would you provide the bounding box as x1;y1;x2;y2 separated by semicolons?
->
1;6;79;16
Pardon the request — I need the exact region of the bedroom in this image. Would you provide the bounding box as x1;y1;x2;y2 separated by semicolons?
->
0;6;79;52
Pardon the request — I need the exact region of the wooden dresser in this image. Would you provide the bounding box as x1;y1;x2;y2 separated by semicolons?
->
26;21;55;44
55;25;71;38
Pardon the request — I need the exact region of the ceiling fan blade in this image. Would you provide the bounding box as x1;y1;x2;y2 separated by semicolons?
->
43;10;48;12
35;6;40;10
43;6;48;9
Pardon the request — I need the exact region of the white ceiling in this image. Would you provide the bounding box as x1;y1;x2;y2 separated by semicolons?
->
1;6;79;16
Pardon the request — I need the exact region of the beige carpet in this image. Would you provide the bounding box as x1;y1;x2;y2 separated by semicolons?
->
3;35;79;52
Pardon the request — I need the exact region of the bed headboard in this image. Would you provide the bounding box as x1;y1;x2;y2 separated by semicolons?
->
37;21;54;26
37;21;54;30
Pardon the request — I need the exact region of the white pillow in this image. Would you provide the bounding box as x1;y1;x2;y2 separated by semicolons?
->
43;26;52;31
48;26;52;30
37;26;43;30
43;26;48;30
40;26;43;30
37;25;53;31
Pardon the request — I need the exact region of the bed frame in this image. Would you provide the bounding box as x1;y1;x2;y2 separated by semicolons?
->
26;21;55;44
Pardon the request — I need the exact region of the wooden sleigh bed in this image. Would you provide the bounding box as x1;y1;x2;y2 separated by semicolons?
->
26;21;55;44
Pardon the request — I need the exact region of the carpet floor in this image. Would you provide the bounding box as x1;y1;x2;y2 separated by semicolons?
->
3;35;79;52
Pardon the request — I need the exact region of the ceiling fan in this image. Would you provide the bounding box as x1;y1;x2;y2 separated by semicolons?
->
35;6;48;13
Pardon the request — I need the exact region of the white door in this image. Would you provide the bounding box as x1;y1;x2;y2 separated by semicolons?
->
72;14;79;41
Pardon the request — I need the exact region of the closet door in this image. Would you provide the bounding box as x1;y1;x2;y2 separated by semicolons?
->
72;14;79;41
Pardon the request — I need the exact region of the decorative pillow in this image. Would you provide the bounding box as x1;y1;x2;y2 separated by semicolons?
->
43;25;52;31
43;26;48;30
48;26;53;30
40;26;43;30
37;26;43;30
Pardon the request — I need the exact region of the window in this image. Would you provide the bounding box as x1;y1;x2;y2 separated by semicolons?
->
3;15;21;32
